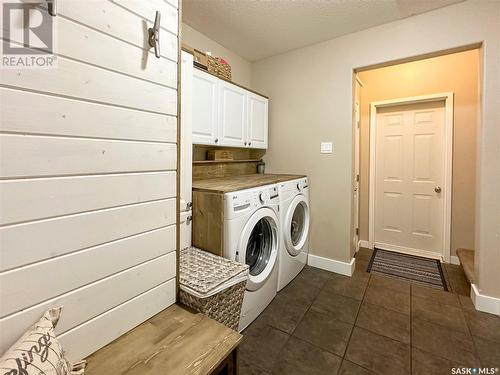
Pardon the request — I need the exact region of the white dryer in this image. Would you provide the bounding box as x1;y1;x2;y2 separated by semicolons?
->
277;177;310;291
223;184;280;331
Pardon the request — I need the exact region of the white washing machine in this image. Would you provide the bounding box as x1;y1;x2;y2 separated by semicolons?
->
223;184;280;331
277;177;310;291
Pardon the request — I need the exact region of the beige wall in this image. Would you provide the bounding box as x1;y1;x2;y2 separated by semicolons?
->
357;50;479;256
181;23;253;87
252;1;500;298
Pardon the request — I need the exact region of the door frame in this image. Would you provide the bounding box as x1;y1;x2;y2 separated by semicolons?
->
368;92;454;262
353;74;362;253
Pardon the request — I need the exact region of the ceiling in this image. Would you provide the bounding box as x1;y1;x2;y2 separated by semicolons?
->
182;0;463;62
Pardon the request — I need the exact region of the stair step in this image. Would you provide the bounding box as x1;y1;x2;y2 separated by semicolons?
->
456;248;475;284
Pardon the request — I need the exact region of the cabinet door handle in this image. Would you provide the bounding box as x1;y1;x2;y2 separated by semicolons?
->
148;11;161;58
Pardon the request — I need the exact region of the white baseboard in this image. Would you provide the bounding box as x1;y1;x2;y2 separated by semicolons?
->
450;255;460;265
308;254;355;277
358;240;372;250
471;283;500;316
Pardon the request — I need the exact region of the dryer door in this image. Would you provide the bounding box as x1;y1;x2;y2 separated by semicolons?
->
238;207;278;291
284;194;310;256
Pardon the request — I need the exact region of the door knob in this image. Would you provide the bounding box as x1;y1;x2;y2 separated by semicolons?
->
434;186;442;193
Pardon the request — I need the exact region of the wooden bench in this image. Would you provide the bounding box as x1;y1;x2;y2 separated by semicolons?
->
85;304;242;375
456;248;475;284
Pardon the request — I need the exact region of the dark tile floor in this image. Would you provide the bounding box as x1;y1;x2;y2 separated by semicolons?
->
239;248;500;375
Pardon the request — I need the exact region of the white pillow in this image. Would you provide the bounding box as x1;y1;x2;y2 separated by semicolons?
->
0;307;86;375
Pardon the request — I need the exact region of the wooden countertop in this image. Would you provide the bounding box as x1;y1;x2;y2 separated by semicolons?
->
85;304;242;375
192;173;306;194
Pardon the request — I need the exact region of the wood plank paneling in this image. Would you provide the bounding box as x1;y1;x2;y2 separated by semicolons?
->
0;89;176;142
0;172;176;225
0;253;176;354
0;199;176;271
1;226;176;317
0;45;177;114
164;0;179;9
0;134;176;178
3;17;176;88
112;0;179;36
0;0;179;361
51;0;178;61
60;279;176;363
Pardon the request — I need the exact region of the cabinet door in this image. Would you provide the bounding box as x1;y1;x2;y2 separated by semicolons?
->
218;81;247;147
247;93;268;149
192;69;219;145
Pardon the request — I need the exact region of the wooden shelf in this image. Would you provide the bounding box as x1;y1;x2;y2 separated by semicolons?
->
193;159;262;165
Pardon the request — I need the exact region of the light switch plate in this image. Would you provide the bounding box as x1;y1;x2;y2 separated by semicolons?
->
320;142;333;154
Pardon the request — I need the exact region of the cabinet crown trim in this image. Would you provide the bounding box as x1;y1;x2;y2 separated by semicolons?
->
194;66;268;99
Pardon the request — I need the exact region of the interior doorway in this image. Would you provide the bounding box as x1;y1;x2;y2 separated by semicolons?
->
369;94;453;261
352;75;362;253
353;48;480;264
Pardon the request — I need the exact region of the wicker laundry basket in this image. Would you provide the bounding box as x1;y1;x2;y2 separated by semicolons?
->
179;247;248;330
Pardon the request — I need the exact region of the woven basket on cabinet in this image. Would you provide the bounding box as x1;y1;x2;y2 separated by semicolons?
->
207;56;232;81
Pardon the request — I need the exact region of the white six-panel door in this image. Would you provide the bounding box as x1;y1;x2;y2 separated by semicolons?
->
374;101;446;258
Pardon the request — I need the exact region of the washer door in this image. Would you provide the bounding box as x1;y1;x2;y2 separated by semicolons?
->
239;207;278;291
284;194;310;256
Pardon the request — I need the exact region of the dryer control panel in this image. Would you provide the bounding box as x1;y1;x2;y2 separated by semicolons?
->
280;177;308;193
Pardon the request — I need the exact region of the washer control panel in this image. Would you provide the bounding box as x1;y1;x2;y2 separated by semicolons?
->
228;185;279;213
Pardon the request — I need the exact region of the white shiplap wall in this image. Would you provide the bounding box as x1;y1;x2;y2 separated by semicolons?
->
0;0;179;361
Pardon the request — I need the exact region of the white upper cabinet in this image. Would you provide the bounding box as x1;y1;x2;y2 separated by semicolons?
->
219;81;247;147
192;69;219;145
191;68;268;149
247;92;268;149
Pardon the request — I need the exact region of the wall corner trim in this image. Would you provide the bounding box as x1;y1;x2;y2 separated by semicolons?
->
358;240;373;250
307;254;355;277
471;283;500;316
